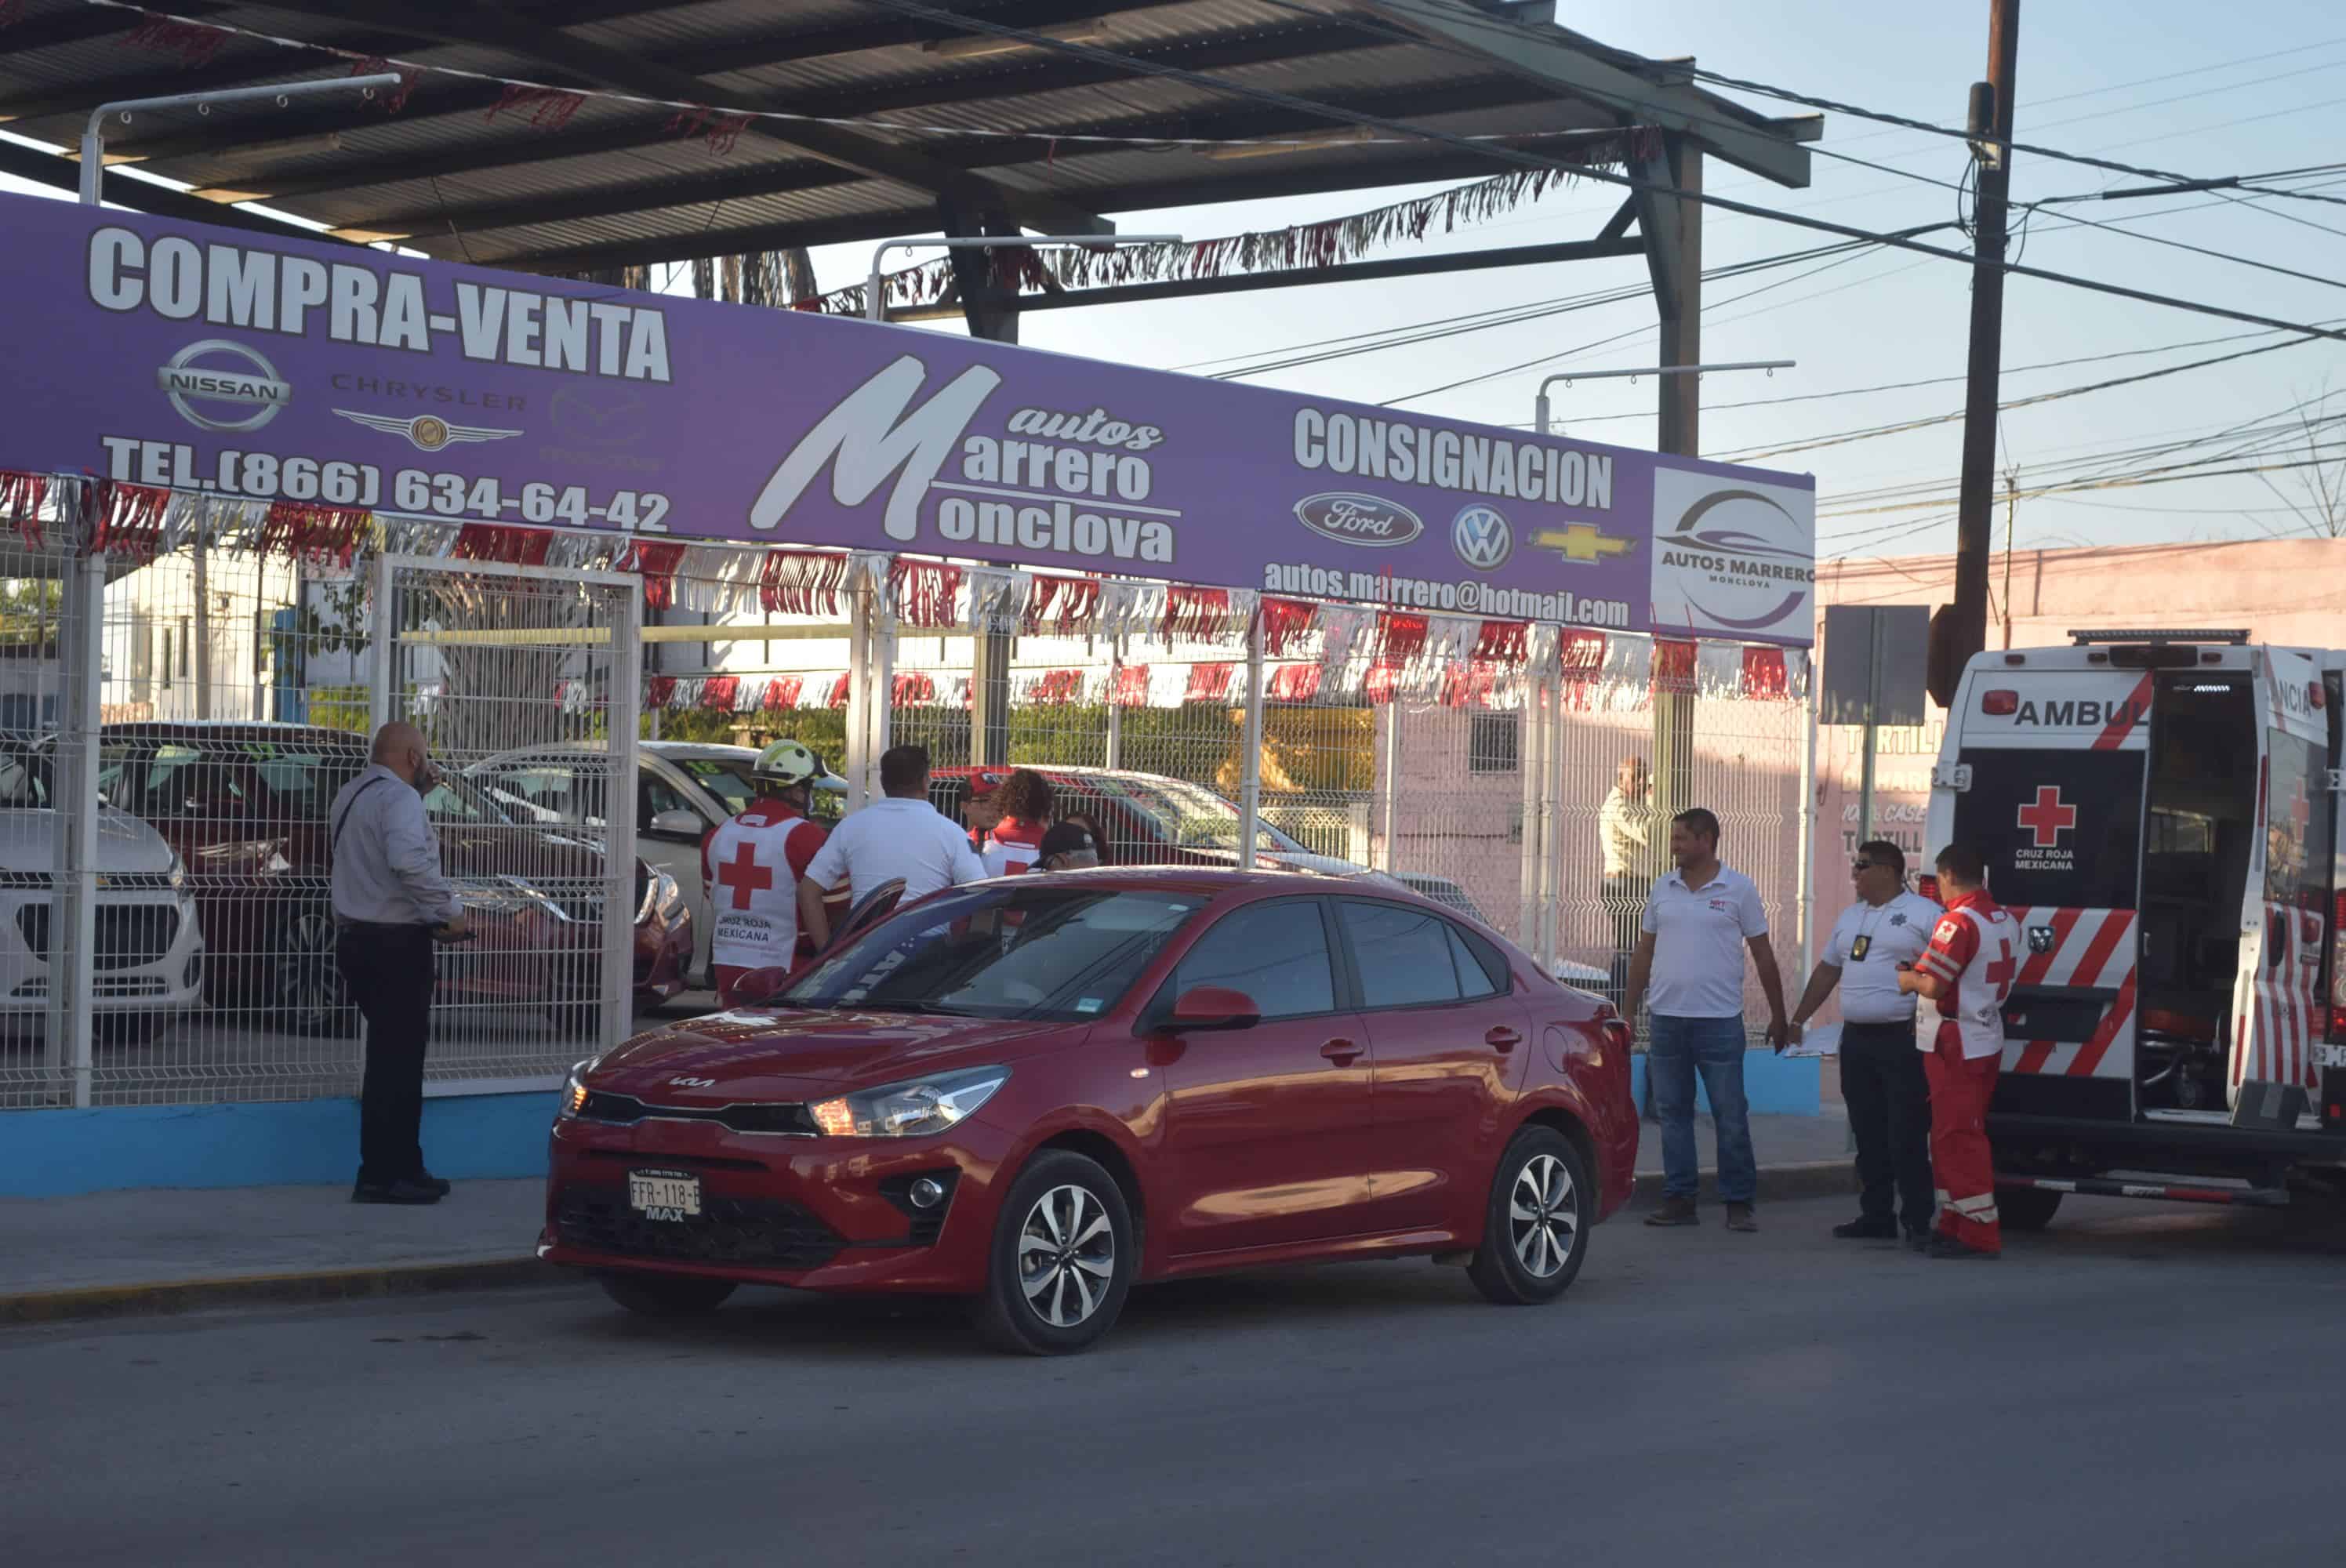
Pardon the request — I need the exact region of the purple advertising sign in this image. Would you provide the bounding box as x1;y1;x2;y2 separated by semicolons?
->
0;195;1818;644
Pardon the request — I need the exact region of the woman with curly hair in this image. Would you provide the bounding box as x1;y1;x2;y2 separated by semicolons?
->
980;768;1056;877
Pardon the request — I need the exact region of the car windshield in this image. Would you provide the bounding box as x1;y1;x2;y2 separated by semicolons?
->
784;884;1202;1022
675;757;763;816
0;742;51;808
1088;775;1302;855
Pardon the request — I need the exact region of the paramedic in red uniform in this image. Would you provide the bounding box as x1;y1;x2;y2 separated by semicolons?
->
980;768;1055;877
1899;844;2020;1259
700;739;833;1007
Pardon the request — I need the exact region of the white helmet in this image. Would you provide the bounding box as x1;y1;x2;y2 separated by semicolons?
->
752;738;827;789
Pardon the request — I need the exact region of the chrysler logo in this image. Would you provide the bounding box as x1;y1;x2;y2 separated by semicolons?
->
333;408;523;451
1293;492;1423;547
156;339;291;433
1451;504;1513;571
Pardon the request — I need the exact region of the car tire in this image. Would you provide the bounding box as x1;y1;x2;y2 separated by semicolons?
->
597;1270;738;1317
1995;1185;2062;1232
1469;1127;1592;1306
973;1150;1135;1356
275;906;358;1037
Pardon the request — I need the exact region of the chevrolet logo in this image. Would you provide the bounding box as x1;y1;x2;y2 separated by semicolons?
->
1530;524;1637;564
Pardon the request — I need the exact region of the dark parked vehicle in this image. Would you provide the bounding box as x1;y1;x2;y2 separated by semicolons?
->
93;723;691;1034
543;868;1637;1354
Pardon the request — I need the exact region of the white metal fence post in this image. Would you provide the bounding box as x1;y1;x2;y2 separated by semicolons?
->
1238;610;1266;871
51;545;105;1107
366;550;394;736
845;585;872;811
1798;670;1819;978
1519;662;1552;960
604;579;642;1054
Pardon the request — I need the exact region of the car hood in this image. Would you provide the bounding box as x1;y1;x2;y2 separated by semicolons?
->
591;1008;1076;1097
0;808;173;876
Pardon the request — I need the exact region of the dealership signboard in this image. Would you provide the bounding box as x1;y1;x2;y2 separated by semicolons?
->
0;194;1817;645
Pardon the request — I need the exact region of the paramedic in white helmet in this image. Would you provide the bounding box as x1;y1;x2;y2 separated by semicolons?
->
701;738;834;1007
1898;843;2021;1260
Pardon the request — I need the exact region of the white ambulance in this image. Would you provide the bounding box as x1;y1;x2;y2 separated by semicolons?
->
1926;630;2343;1225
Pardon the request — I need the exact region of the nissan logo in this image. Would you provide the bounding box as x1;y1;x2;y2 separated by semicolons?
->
1451;504;1513;571
156;339;292;433
1293;492;1424;547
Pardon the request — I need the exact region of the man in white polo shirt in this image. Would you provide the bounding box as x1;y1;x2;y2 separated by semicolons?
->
1789;839;1943;1249
797;743;988;949
1624;807;1790;1232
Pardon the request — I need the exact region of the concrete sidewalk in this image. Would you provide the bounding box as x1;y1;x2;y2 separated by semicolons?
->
1;1112;1853;1323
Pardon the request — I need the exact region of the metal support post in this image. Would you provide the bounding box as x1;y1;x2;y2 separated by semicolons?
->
1857;610;1887;844
366;549;395;734
50;548;105;1106
1104;642;1126;771
1379;702;1401;873
870;601;895;785
845;586;873;811
1796;670;1820;978
601;584;642;1053
1518;663;1553;956
1238;611;1266;872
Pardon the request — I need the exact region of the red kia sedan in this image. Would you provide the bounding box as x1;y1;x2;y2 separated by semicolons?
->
541;868;1636;1354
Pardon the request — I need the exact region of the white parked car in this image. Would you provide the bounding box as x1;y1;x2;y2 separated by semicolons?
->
467;740;846;987
0;745;202;1039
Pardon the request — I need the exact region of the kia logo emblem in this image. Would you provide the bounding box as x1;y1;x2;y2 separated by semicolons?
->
1292;492;1423;547
1451;504;1513;571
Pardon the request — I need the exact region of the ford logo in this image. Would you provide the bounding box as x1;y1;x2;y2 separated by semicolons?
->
1293;492;1424;548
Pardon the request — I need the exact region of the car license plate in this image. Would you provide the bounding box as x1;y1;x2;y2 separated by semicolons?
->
628;1169;700;1219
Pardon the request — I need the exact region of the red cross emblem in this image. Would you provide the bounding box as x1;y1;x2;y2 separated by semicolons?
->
716;838;774;910
2016;786;2077;849
1985;942;2017;1001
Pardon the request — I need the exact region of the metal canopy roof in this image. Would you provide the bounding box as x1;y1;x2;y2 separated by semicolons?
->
0;0;1815;275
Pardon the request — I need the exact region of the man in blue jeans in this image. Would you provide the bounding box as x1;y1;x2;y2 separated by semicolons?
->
1622;807;1790;1231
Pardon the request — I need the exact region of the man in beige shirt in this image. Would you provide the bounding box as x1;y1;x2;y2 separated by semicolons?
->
1600;755;1653;1004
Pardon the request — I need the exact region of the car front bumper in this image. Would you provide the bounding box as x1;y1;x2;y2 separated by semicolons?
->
539;1108;1015;1294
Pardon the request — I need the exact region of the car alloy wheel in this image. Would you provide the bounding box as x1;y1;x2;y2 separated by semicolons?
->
1509;1153;1578;1279
1470;1126;1590;1306
975;1149;1135;1356
276;907;357;1036
1018;1184;1116;1329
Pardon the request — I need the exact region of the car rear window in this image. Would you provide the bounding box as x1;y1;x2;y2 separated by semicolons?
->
1338;900;1465;1009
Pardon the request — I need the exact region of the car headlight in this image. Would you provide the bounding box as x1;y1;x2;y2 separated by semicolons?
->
559;1056;597;1119
808;1065;1008;1139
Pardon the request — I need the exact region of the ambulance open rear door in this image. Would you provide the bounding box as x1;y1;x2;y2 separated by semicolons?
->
2227;647;2333;1121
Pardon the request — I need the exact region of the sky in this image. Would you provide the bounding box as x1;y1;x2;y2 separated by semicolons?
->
8;0;2345;568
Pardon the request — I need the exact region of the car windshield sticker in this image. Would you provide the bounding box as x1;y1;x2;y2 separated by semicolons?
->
1075;998;1104;1014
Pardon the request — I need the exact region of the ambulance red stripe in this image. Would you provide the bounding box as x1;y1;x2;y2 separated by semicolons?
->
2091;672;2155;751
2068;909;2134;991
2068;970;2137;1077
2013;1037;2058;1074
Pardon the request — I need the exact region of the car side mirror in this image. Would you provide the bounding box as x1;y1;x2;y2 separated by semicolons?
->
731;966;793;1006
647;808;701;839
1166;985;1260;1033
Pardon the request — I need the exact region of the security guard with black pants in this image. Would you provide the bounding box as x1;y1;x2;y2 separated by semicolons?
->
1789;840;1943;1248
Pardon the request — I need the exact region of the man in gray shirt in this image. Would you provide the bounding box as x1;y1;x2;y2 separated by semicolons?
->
330;721;470;1205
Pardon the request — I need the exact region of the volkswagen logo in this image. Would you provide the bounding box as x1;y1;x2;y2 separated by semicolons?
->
1451;504;1513;571
155;339;292;433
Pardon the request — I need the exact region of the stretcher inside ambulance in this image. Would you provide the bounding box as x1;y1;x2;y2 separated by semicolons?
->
1928;630;2344;1223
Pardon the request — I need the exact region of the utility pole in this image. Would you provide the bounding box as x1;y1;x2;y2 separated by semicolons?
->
1936;0;2021;704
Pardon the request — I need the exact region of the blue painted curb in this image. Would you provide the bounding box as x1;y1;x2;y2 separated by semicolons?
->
0;1092;557;1197
1629;1049;1820;1116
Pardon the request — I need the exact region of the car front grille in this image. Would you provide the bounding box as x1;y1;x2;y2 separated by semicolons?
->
16;904;179;971
579;1089;817;1137
553;1185;844;1271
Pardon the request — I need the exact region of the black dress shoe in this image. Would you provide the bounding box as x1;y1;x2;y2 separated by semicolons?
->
1905;1229;1932;1254
352;1176;442;1206
1832;1216;1899;1240
1926;1232;1998;1260
415;1171;453;1197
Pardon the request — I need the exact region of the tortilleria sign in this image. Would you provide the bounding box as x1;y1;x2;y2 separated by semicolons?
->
0;194;1816;645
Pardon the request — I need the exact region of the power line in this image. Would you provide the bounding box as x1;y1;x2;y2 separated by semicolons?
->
858;1;2346;350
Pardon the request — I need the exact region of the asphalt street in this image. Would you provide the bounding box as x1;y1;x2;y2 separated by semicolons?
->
11;1192;2346;1568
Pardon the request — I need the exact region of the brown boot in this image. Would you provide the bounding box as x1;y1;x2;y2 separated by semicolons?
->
1725;1203;1759;1232
1643;1196;1698;1227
